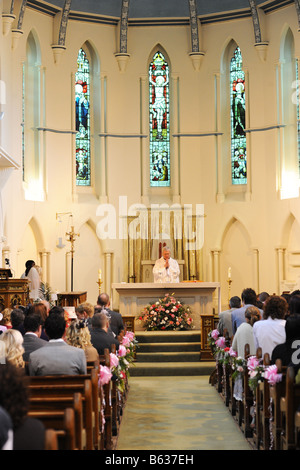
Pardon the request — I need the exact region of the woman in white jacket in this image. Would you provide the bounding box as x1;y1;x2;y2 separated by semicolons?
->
231;306;261;358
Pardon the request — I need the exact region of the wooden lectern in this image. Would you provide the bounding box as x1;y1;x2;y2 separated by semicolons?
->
0;270;29;308
58;291;87;307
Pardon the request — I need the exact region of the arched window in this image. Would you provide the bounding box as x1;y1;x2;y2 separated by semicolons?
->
75;48;91;186
230;46;247;185
149;51;170;187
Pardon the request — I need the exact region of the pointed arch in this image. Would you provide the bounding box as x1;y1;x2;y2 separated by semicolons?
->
148;45;171;188
278;27;298;198
22;30;45;201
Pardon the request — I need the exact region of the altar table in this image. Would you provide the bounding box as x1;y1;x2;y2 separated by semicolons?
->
112;282;221;331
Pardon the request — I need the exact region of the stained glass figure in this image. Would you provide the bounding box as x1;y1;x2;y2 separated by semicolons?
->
230;47;247;185
149;51;170;187
75;48;91;186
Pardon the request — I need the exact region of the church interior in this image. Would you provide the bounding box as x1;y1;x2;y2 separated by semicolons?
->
1;0;300;452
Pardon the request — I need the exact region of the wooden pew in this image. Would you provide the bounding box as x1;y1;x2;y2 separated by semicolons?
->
110;343;120;436
294;410;300;450
239;343;254;438
29;389;86;450
44;429;59;450
99;348;113;450
269;359;287;450
250;347;262;449
29;370;99;450
280;366;300;450
257;353;271;450
28;407;76;450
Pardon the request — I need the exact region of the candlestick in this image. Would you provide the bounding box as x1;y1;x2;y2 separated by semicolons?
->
65;224;80;292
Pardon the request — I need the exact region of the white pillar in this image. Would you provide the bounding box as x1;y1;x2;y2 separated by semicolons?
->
104;251;113;304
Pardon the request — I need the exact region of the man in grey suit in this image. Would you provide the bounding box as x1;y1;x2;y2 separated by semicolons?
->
23;313;47;362
29;312;87;376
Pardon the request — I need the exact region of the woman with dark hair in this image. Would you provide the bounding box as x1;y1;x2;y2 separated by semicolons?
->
252;295;287;357
288;294;300;317
272;316;300;366
21;260;40;302
0;362;45;449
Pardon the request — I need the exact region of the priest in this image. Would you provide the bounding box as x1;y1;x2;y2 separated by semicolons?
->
153;246;180;283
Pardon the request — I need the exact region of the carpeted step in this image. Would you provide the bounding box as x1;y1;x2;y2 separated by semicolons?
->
132;329;209;376
136;351;201;362
129;361;214;377
138;341;201;353
135;330;200;343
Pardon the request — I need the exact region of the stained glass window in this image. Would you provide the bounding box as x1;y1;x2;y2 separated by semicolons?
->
75;48;91;186
230;47;247;185
149;51;170;187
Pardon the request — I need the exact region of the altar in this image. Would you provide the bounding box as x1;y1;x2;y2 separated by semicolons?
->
112;282;221;331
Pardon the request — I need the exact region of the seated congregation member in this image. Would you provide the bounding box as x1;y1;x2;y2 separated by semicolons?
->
22;313;47;362
231;288;262;335
0;406;13;450
0;311;7;335
28;313;87;376
253;295;287;357
288;294;300;317
0;329;25;368
217;296;241;338
65;319;99;366
11;308;25;336
0;362;45;450
256;291;270;309
231;306;261;358
90;311;120;356
75;302;94;326
97;292;124;337
0;308;12;330
271;316;300;366
29;302;49;341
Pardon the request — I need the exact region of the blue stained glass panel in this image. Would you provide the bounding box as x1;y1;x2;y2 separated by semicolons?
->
75;48;91;186
149;51;170;187
230;47;247;185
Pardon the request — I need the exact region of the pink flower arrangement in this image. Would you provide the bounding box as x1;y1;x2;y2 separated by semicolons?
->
215;336;226;349
264;364;282;385
247;355;260;371
211;329;220;341
229;347;237;357
110;353;119;369
118;344;127;357
99;365;112;385
139;293;193;331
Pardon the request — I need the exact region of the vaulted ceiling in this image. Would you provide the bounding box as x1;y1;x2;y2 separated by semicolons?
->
26;0;293;22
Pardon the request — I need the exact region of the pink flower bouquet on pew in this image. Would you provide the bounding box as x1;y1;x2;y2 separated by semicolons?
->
109;331;138;392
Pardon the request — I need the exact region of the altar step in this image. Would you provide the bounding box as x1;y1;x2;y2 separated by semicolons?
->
130;330;215;377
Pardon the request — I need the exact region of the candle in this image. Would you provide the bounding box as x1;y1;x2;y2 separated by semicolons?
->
228;267;231;279
98;269;102;281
